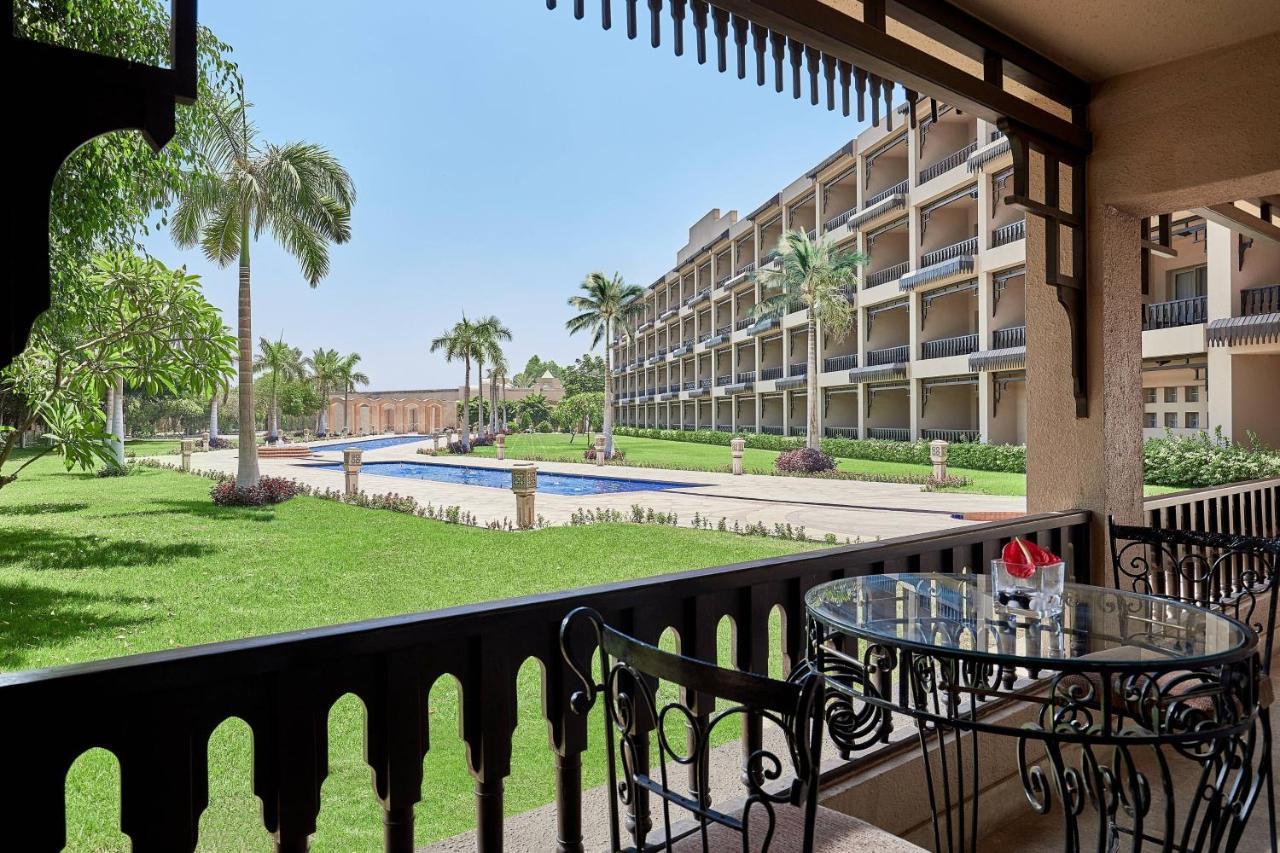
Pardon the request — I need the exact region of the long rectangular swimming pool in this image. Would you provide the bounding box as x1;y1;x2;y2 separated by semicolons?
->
314;460;700;496
310;435;431;453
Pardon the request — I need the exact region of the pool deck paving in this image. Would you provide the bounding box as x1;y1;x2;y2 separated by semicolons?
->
160;436;1025;542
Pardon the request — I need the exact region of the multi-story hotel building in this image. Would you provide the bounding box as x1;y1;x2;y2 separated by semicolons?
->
609;103;1280;447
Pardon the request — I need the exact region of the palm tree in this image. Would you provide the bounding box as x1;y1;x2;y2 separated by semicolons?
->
566;271;642;458
304;347;342;435
171;93;356;486
254;337;304;443
751;230;863;450
334;352;369;435
431;318;480;450
471;316;512;438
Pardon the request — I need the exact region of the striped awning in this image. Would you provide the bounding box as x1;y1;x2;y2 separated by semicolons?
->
969;346;1026;371
849;363;908;383
966;137;1011;172
900;256;975;291
1207;313;1280;346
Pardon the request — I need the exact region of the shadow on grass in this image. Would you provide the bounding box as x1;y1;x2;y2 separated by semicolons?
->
0;529;216;571
0;582;156;670
0;502;90;516
98;499;279;523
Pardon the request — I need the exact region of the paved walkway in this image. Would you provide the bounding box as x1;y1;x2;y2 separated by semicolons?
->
159;438;1024;542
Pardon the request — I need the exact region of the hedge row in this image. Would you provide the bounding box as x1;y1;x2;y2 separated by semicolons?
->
611;427;1027;473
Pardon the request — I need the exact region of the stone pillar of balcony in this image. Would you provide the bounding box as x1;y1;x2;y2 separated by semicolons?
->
1205;222;1236;441
856;382;868;439
908;379;922;441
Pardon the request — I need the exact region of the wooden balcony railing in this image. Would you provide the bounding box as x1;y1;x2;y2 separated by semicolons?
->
716;374;732;386
1142;296;1207;330
734;260;756;278
920;236;979;268
735;371;757;383
868;426;911;441
865;261;909;288
735;316;755;331
823;354;858;372
921;428;980;442
824;426;859;439
1241;284;1280;316
760;366;784;380
921;333;979;359
0;509;1098;852
992;325;1027;349
823;205;858;232
918;141;979;184
991;219;1026;247
865;179;909;208
866;344;909;365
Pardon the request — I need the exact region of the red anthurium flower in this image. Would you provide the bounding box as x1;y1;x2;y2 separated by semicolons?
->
1001;538;1061;580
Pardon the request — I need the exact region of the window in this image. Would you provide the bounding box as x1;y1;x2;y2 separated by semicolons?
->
1168;265;1207;301
1144;412;1157;429
1164;387;1178;404
1164;412;1179;429
1185;412;1201;429
1144;387;1157;404
1185;385;1200;402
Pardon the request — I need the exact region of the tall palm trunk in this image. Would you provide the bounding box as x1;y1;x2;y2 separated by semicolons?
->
236;227;260;487
603;317;615;458
318;387;328;435
461;358;472;451
805;314;819;450
111;377;126;465
475;357;485;437
210;395;219;442
344;384;351;434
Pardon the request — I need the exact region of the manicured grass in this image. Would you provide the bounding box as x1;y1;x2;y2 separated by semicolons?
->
0;453;815;851
473;433;1181;498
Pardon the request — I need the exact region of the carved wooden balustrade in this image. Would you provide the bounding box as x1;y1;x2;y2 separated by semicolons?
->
0;512;1092;853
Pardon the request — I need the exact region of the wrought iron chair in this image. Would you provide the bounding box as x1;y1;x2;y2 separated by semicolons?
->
559;606;922;852
1107;517;1279;851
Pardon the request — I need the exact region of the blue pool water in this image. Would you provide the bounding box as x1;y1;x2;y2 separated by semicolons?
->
311;435;430;453
316;460;699;496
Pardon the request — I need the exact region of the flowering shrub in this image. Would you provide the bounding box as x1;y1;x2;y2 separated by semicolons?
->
775;447;836;473
96;463;131;478
208;436;233;449
210;475;301;507
1143;428;1280;488
583;447;625;461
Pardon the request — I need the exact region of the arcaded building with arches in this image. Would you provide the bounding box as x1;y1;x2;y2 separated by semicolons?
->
328;373;565;434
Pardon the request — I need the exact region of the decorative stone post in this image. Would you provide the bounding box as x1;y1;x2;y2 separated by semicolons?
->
594;434;606;466
930;439;949;480
180;439;194;472
511;462;537;530
343;448;363;497
495;432;506;461
730;437;745;475
303;428;311;442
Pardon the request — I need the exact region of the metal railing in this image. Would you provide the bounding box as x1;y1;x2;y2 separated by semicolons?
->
697;377;712;389
760;366;784;380
824;426;859;439
760;250;781;267
823;354;858;372
735;316;755;331
1142;296;1207;330
992;325;1027;349
866;344;909;365
715;324;732;337
922;428;980;442
920;236;978;268
824;205;858;232
1242;284;1280;316
866;261;909;288
734;260;756;278
0;512;1094;853
865;178;909;208
716;374;732;386
921;333;979;359
918;141;979;184
788;362;807;376
991;219;1026;247
805;228;817;241
867;426;910;441
714;424;733;432
735;371;757;383
760;425;785;435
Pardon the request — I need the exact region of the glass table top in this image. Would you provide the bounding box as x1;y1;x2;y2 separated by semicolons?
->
805;573;1253;669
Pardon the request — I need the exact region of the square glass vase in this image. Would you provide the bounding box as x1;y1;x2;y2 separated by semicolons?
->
991;559;1065;616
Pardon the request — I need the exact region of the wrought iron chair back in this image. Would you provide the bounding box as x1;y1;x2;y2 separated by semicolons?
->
1107;517;1280;674
560;606;825;853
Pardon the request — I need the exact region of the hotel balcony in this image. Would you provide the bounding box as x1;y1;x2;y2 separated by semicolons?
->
921;332;979;360
848;180;908;232
669;340;693;358
759;366;784;381
900;236;978;292
1142;296;1207;330
823;353;858;373
759;249;781;269
734;315;755;331
867;426;910;441
867;344;909;366
922;427;980;442
824;425;859;438
682;287;711;308
864;261;909;289
747;316;780;336
965;133;1011;173
991;218;1026;248
918;140;979;185
1242;283;1280;315
1208;284;1280;347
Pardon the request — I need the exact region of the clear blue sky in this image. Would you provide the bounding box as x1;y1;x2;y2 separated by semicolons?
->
146;0;869;389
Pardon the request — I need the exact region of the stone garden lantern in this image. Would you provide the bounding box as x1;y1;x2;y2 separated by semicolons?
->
343;448;363;497
930;440;949;480
511;462;537;529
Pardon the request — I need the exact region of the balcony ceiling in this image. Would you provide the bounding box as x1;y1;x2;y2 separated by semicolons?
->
942;0;1280;81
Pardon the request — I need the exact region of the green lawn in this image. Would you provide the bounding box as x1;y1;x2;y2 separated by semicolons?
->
474;433;1183;498
0;452;814;851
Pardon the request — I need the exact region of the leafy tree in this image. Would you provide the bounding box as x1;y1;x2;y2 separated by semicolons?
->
560;354;607;398
751;231;863;450
0;253;234;491
276;379;327;427
471;316;512;437
513;394;552;430
335;352;369;434
566;271;642;457
254;338;303;443
126;393;206;436
171;92;356;486
431;318;480;450
514;355;562;387
13;1;238;363
553;392;604;441
304;347;341;434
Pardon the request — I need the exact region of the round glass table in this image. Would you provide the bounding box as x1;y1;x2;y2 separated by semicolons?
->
804;573;1265;853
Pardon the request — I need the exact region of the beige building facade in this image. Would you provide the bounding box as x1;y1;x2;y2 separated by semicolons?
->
610;105;1279;447
329;373;565;435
